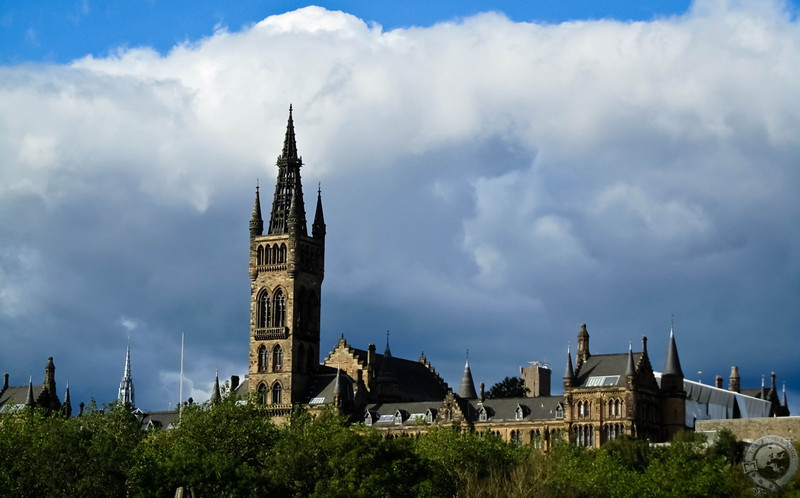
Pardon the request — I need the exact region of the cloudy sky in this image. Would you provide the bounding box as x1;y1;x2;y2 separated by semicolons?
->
1;0;798;414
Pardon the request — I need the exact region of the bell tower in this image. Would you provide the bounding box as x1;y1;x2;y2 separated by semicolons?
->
248;106;326;406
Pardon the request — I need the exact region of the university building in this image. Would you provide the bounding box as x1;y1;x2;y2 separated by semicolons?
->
237;107;790;447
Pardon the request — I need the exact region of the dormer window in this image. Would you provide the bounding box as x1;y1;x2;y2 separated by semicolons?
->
555;403;564;419
394;410;404;425
515;404;525;421
364;411;375;426
425;408;436;424
478;405;488;422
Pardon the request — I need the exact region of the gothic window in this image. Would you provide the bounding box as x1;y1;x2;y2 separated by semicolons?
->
555;403;564;419
478;406;488;422
578;401;585;417
257;383;267;404
273;289;286;327
271;245;279;264
279;243;287;263
272;345;283;371
258;345;268;372
511;430;521;444
271;382;282;404
394;410;404;425
515;404;524;421
257;292;270;329
257;245;265;265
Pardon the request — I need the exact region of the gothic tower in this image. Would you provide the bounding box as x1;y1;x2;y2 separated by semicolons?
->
249;106;325;406
118;345;134;407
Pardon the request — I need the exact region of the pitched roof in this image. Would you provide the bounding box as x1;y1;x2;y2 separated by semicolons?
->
574;353;644;388
471;396;566;422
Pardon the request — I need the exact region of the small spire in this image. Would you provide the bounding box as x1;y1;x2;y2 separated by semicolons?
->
312;184;326;239
333;363;341;396
384;330;391;356
782;381;788;407
625;342;636;377
118;345;135;407
282;104;298;159
563;346;575;380
210;370;221;404
250;184;263;237
663;324;683;377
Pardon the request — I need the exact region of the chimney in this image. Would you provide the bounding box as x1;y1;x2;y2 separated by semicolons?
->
729;366;741;393
715;375;723;388
230;375;240;392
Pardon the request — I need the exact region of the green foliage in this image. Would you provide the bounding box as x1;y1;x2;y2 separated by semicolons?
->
0;402;764;497
486;376;529;398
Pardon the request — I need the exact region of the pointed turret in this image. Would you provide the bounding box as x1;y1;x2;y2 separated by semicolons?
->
563;347;575;390
63;382;72;417
25;376;35;406
210;370;221;404
729;366;741;393
625;342;636;377
312;185;326;240
458;356;478;399
118;345;135;407
663;326;683;378
250;184;264;237
268;105;307;235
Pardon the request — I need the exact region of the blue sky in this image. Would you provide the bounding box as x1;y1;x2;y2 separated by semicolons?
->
1;1;703;63
1;1;799;416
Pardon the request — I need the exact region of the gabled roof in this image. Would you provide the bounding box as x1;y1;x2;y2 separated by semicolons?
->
0;384;46;413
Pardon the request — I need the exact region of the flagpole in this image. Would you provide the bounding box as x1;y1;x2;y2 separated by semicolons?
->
179;332;184;418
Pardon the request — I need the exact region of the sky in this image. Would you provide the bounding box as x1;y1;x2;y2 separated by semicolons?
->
1;0;799;415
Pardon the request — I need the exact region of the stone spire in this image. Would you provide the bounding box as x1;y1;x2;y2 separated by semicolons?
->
250;184;263;237
576;324;590;367
268;105;307;235
663;325;683;377
210;370;221;404
118;345;135;407
563;347;575;389
63;382;72;417
458;354;478;399
625;342;636;377
312;185;326;240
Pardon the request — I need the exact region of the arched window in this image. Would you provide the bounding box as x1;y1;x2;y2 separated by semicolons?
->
272;345;283;371
271;245;279;265
257;245;264;265
271;382;282;404
280;244;287;263
257;383;267;404
273;289;286;327
258;345;268;372
258;292;270;329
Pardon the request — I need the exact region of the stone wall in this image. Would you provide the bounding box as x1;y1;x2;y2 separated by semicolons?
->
696;417;800;442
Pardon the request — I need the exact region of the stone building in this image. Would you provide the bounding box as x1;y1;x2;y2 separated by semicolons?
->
241;107;790;446
0;357;70;416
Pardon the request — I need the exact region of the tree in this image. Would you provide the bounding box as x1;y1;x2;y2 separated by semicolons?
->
486;377;529;398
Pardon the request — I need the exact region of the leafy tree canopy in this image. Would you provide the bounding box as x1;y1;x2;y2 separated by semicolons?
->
486;376;529;398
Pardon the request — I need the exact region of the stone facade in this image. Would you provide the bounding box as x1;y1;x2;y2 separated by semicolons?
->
697;417;800;442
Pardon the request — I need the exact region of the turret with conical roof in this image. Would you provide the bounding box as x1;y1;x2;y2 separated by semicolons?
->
458;355;478;399
25;377;35;407
577;324;590;367
563;347;575;391
63;382;72;417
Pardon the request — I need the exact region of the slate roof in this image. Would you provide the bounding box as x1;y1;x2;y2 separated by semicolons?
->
139;410;180;429
363;401;442;426
345;347;449;402
471;396;566;422
0;384;46;413
574;353;643;388
304;365;356;405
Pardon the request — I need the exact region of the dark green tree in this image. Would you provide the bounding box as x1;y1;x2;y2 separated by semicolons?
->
486;376;529;398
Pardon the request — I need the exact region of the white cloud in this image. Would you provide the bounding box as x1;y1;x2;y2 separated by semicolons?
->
1;0;798;409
